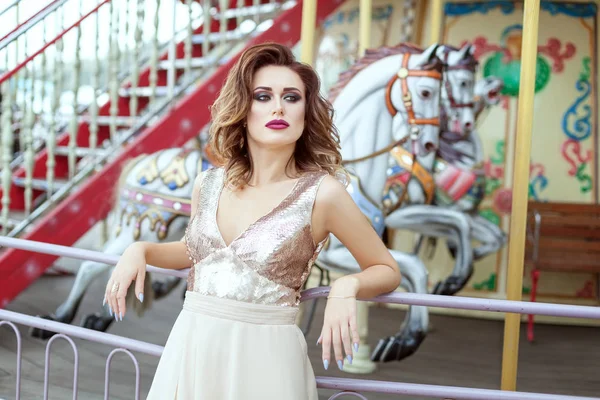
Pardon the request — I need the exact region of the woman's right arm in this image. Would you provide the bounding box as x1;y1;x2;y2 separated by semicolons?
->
134;240;190;271
104;171;205;320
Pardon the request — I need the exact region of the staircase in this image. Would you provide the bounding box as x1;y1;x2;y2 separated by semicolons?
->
0;0;343;307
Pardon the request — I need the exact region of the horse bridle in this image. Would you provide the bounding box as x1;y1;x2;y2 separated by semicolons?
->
441;50;476;112
342;52;443;165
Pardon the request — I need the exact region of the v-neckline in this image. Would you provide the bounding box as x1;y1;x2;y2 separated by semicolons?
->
213;169;306;248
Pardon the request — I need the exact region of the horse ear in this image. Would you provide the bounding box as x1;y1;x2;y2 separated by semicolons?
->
413;43;440;67
435;44;447;60
468;43;476;56
458;43;474;60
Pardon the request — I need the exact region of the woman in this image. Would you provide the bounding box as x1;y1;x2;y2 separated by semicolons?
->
104;42;400;399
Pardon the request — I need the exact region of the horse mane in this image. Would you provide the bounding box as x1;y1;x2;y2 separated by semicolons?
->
328;43;441;103
440;44;479;71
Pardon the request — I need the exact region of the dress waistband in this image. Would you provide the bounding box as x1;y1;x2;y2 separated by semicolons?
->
183;291;298;325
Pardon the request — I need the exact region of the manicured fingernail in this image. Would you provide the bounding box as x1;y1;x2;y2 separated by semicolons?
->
353;342;359;352
108;306;113;316
316;335;321;345
337;360;343;370
114;314;118;322
138;293;144;303
323;359;329;370
102;296;106;306
347;355;353;364
119;313;123;321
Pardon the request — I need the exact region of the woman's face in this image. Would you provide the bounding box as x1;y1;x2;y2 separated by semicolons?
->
245;65;306;151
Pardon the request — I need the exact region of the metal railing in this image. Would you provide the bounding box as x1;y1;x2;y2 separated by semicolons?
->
0;236;598;400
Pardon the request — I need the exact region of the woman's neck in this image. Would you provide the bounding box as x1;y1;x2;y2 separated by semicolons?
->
246;144;298;187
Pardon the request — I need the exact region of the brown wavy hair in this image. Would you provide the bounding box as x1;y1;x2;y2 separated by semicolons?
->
208;42;346;189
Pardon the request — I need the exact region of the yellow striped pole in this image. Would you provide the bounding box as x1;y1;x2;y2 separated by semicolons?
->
500;0;541;391
358;0;372;56
300;0;317;65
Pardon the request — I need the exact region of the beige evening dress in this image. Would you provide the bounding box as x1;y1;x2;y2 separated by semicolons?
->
146;166;327;399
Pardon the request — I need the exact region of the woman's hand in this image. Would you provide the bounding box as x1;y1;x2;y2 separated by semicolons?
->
103;242;147;321
317;276;360;370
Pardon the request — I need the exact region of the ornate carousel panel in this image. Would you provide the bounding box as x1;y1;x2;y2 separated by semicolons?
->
437;1;598;310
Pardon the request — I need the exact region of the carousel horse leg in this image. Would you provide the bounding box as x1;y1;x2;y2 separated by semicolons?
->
152;275;182;300
30;258;114;339
446;214;506;261
371;250;429;362
471;214;507;260
386;205;474;296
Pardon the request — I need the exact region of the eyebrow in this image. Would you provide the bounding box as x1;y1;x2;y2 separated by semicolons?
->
253;86;301;93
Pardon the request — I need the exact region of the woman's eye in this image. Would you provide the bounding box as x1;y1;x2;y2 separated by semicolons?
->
254;93;271;101
284;94;300;102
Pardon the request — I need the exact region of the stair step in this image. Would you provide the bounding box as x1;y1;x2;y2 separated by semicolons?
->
54;146;111;158
214;2;283;19
12;177;70;191
77;115;135;126
157;56;228;70
118;86;181;97
191;29;246;44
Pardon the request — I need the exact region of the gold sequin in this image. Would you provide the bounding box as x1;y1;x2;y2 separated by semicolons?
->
184;167;327;306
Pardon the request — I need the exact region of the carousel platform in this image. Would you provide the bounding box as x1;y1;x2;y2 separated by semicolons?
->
1;273;599;399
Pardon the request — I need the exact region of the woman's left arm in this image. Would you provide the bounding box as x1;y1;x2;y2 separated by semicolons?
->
313;175;402;370
315;175;401;297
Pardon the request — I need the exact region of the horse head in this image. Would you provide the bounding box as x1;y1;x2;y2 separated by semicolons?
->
437;43;478;136
329;43;444;170
475;75;503;106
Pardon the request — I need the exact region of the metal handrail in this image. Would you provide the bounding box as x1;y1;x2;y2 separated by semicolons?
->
0;0;21;19
0;0;110;84
0;0;69;50
3;235;600;320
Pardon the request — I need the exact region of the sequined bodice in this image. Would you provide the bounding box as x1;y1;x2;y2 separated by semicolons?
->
183;167;328;307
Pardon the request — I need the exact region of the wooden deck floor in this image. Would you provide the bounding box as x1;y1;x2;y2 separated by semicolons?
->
1;273;600;400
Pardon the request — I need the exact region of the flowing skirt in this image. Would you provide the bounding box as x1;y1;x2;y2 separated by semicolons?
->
147;291;318;399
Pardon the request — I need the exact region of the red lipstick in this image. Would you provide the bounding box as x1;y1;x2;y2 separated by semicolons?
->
265;119;289;130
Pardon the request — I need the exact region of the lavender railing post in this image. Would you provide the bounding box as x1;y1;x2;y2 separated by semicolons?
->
43;333;79;400
104;348;141;400
0;321;22;399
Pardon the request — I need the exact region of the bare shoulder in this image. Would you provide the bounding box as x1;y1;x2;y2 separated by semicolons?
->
312;174;353;241
315;174;349;207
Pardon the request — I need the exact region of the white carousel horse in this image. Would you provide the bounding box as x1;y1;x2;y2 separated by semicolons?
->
314;43;448;372
371;45;507;362
31;148;208;339
436;75;506;261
